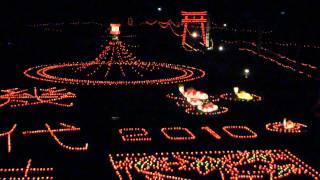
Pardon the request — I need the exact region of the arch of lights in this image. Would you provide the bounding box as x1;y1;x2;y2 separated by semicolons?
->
23;28;206;86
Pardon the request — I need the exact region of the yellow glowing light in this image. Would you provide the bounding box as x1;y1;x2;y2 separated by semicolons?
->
233;87;253;101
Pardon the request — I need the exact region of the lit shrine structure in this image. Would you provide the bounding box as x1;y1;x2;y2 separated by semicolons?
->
181;11;209;48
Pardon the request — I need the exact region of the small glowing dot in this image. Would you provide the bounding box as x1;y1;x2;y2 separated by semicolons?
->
157;7;162;11
223;23;227;27
191;32;198;38
244;69;250;74
218;45;224;51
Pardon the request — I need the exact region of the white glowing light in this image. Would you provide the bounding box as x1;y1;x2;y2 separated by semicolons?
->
244;68;250;78
223;23;227;27
157;7;162;11
191;32;198;38
218;45;224;51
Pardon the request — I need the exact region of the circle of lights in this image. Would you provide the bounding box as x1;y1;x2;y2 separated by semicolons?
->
265;121;307;134
23;40;206;86
24;62;205;86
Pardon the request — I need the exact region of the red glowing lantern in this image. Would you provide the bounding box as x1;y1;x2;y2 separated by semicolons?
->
110;23;121;35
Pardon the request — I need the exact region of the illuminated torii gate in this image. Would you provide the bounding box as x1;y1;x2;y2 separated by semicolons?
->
181;11;208;47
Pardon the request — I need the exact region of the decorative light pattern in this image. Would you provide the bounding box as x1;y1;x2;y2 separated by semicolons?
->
222;126;258;139
119;128;152;142
141;19;205;52
0;87;76;108
166;86;228;116
24;38;206;86
266;118;307;133
0;159;54;179
217;40;319;79
23;123;88;151
160;127;196;141
0;124;17;153
108;149;320;179
220;87;262;102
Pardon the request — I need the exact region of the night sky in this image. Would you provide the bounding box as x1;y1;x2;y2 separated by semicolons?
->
1;0;319;41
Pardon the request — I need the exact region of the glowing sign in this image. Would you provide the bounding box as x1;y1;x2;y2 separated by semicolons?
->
110;23;121;35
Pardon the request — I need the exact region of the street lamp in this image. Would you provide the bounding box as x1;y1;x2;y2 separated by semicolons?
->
218;45;224;51
244;68;250;78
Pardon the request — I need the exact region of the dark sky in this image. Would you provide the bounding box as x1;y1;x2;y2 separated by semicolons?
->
1;0;320;40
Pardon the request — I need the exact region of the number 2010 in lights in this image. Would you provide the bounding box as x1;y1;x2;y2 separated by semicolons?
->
118;125;258;142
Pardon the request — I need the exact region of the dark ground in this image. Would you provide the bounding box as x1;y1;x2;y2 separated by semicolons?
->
0;24;319;179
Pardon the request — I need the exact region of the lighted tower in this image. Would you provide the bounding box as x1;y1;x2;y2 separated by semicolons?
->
181;11;208;47
110;23;121;40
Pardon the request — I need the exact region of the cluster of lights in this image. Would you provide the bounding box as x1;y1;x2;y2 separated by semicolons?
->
142;20;181;28
222;126;258;139
141;19;183;38
24;30;206;86
0;87;76;108
26;21;106;33
118;128;152;142
27;21;105;28
266;118;307;133
220;87;262;102
23;123;88;152
0;159;54;179
108;149;320;179
160;127;196;141
141;16;206;52
166;86;228;116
